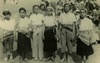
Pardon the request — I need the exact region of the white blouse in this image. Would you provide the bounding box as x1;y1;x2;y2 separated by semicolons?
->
79;18;94;31
43;16;57;27
30;13;44;26
0;19;16;31
18;17;31;31
59;12;77;25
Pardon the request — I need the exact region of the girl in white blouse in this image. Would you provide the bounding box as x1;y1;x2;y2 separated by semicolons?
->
77;8;94;63
43;6;58;62
30;5;44;61
0;10;16;61
17;7;32;63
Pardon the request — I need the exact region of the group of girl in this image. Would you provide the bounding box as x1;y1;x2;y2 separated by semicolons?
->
0;1;100;63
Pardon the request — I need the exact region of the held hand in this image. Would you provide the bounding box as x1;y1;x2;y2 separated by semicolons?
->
43;35;45;40
14;37;18;42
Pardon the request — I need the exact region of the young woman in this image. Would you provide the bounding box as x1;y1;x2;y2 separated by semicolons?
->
40;1;46;16
30;5;44;61
17;7;32;63
0;10;16;61
59;3;76;62
76;8;94;63
43;6;57;62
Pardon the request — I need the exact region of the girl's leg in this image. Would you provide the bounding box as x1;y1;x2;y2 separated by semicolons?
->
4;40;8;61
38;31;43;60
81;55;87;63
24;53;29;63
32;35;38;60
9;37;13;60
51;52;55;62
45;52;50;62
19;54;23;63
85;55;89;63
60;29;67;62
60;53;66;62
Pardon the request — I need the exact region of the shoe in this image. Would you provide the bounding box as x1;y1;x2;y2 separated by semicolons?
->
39;57;43;61
45;57;50;62
51;57;55;62
60;56;66;62
9;55;13;60
4;57;8;61
34;57;38;61
19;58;22;63
24;59;29;63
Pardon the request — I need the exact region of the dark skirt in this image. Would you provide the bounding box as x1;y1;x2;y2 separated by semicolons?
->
17;32;32;54
77;38;94;57
43;28;57;53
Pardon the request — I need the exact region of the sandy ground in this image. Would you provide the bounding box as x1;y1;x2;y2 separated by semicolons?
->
88;44;100;63
0;42;81;63
0;42;100;63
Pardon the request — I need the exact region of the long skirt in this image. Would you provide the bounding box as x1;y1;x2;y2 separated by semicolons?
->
77;38;94;57
17;32;32;54
43;28;57;53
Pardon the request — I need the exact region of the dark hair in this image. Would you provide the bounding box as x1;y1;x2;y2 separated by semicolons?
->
40;4;46;11
2;11;11;16
19;7;26;13
33;5;40;10
63;3;71;11
80;8;87;13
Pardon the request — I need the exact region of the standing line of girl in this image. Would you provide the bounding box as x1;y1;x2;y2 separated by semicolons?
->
0;1;100;63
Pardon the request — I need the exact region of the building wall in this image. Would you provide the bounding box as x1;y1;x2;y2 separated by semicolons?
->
0;0;41;15
0;0;41;20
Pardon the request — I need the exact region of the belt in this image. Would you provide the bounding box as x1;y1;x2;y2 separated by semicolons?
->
45;26;56;35
45;26;55;31
61;24;73;32
33;25;43;27
3;30;13;37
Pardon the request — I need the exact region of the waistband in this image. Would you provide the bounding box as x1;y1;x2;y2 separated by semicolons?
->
45;26;55;28
45;26;56;32
61;24;73;32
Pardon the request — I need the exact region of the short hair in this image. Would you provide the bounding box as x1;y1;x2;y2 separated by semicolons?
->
64;3;71;8
2;10;11;16
80;8;87;13
46;6;54;12
40;4;46;10
33;5;40;10
19;7;26;13
63;3;71;11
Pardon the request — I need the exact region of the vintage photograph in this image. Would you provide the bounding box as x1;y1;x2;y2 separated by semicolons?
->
0;0;100;63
